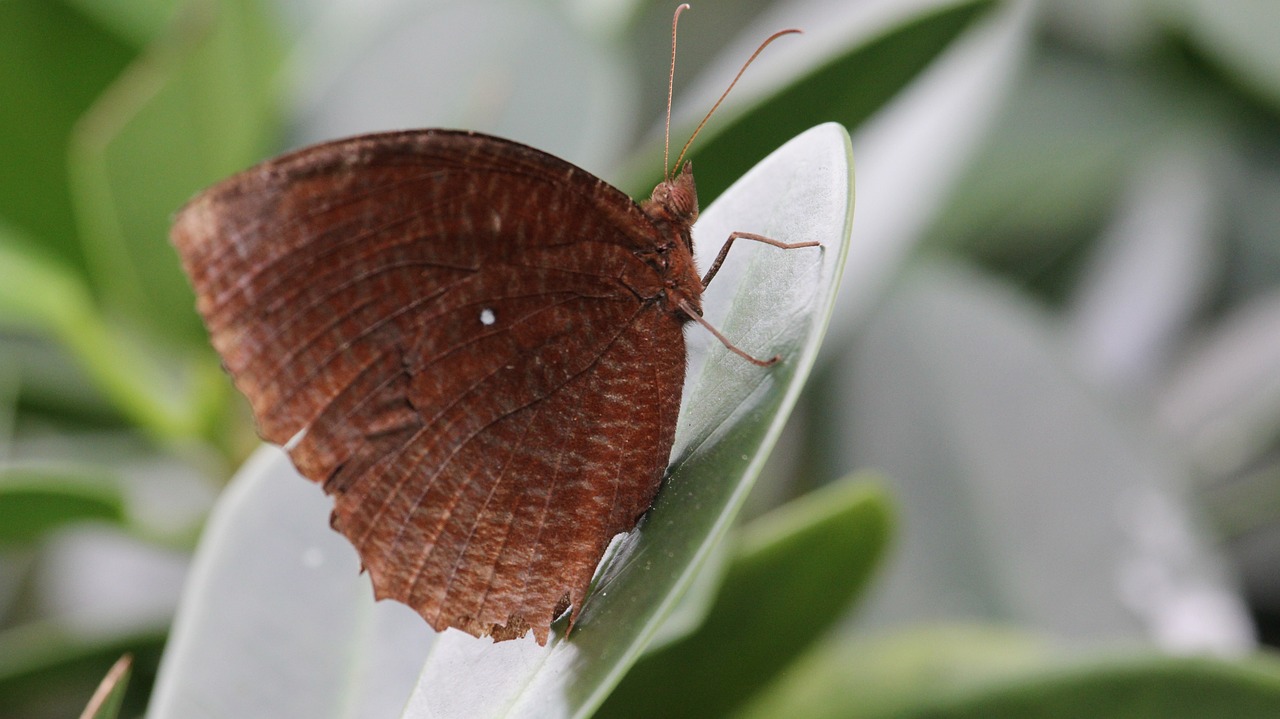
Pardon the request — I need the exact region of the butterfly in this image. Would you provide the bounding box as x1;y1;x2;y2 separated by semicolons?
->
171;9;808;645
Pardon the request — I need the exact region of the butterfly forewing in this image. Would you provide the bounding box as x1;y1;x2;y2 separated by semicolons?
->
172;130;691;643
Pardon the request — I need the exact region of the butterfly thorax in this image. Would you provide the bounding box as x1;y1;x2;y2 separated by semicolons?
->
640;163;704;321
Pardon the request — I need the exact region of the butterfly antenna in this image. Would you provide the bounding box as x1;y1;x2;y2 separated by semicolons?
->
671;26;801;172
665;4;691;181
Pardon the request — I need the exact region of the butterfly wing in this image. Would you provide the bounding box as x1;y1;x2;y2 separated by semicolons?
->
172;130;688;644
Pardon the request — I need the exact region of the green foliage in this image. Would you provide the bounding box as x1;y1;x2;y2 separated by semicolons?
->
738;627;1280;719
70;0;283;347
672;0;994;203
0;0;136;273
0;624;164;719
597;476;893;719
0;469;126;545
4;0;1280;717
78;654;133;719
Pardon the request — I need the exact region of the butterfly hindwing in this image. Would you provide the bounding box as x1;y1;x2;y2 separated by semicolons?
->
172;130;688;643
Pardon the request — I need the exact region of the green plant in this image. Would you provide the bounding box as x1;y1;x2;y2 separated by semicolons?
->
3;0;1280;717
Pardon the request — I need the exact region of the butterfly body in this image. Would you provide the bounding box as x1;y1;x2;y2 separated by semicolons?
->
173;129;705;644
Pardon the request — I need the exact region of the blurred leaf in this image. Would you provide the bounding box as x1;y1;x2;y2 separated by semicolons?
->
1157;0;1280;113
64;0;183;46
0;622;164;719
927;49;1162;294
931;654;1280;718
0;468;126;545
1157;289;1280;534
0;361;14;448
597;475;893;719
78;654;132;719
0;0;135;273
0;231;90;334
70;0;284;347
2;336;125;430
654;0;995;203
738;624;1280;719
144;448;437;719
737;625;1053;719
1158;291;1280;467
1227;137;1280;301
828;0;1031;342
838;263;1254;651
622;0;802;122
0;227;216;441
291;0;634;174
404;122;853;719
1064;141;1222;393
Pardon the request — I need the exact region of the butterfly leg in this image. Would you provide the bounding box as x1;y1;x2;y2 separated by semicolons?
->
687;232;819;366
678;298;777;367
700;231;820;288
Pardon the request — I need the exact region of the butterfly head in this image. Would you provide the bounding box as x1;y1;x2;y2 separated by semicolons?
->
649;162;699;229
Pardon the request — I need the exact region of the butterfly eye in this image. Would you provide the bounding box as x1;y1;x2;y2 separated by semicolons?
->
649;183;670;205
648;171;698;225
669;183;697;223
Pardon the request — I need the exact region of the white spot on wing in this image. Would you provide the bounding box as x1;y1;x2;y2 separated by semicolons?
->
480;308;496;326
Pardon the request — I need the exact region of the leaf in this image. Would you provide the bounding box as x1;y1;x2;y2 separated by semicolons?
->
738;625;1280;719
70;0;283;347
837;263;1254;650
627;0;1029;344
0;622;164;719
736;625;1053;719
0;0;134;273
595;475;894;719
289;0;634;174
144;448;437;719
1155;0;1280;113
1156;289;1280;535
403;122;853;718
0;226;95;334
63;0;182;46
0;361;14;446
623;0;996;202
831;0;1031;338
144;122;854;719
0;468;127;545
0;336;124;428
1157;291;1280;468
926;655;1280;719
0;225;216;441
1064;143;1221;391
79;654;133;719
925;46;1188;292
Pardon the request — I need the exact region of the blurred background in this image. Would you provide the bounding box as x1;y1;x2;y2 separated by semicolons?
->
2;0;1279;716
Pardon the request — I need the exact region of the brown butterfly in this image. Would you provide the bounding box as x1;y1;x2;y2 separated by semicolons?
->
171;8;810;645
